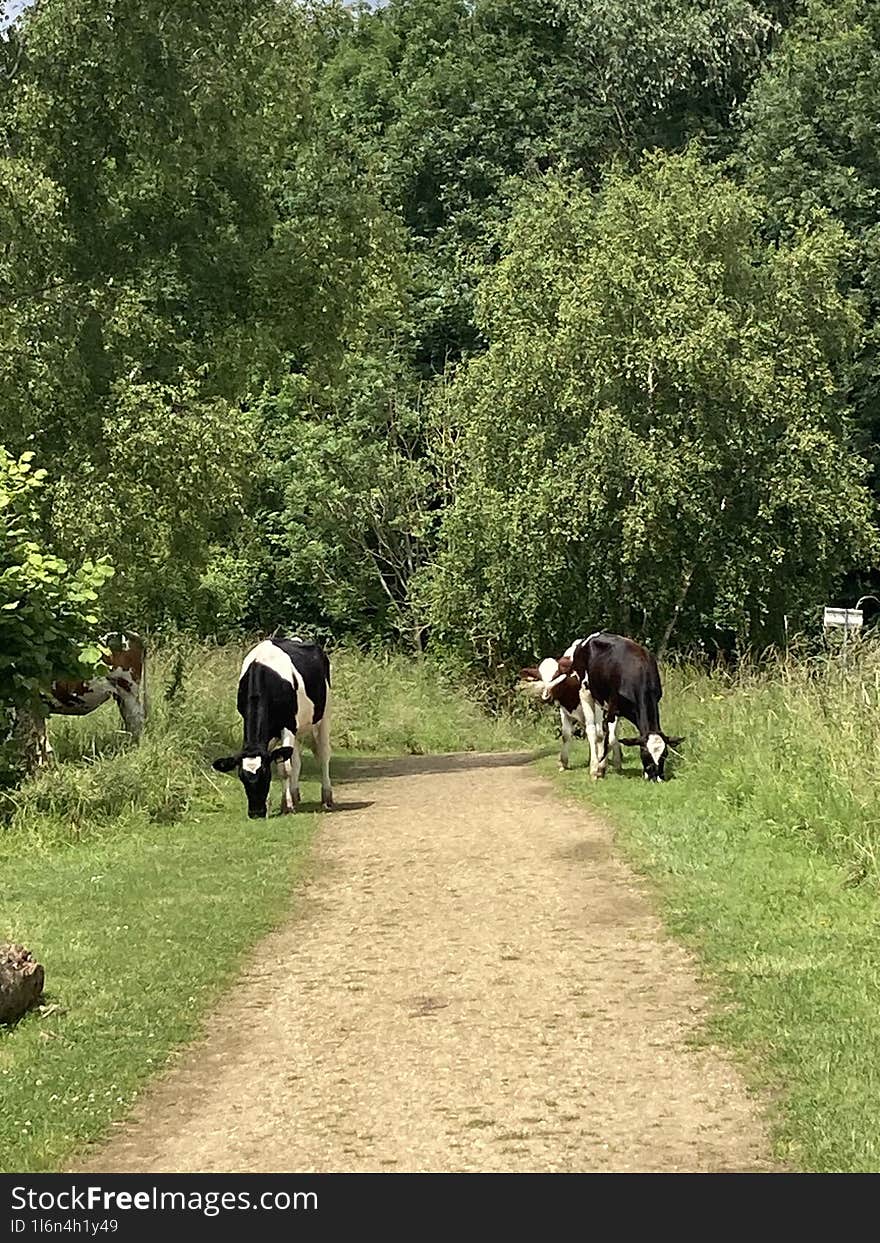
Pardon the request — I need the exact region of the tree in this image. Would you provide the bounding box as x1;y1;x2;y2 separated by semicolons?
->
318;0;790;372
246;313;435;647
420;153;876;667
0;0;401;629
0;449;113;776
739;0;880;471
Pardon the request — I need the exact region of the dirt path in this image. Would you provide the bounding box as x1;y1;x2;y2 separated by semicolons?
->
79;754;773;1173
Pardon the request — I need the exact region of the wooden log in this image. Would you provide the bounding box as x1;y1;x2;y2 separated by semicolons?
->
0;943;44;1024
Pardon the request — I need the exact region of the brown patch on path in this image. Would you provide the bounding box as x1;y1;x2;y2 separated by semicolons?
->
77;753;774;1173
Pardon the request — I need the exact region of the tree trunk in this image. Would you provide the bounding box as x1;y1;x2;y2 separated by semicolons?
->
658;562;695;660
0;944;44;1024
11;707;50;774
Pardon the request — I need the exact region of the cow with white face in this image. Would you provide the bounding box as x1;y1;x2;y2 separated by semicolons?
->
520;631;683;782
212;637;333;819
519;651;599;774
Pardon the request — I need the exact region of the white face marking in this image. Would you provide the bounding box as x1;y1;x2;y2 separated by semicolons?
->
241;756;262;774
537;657;559;683
646;734;665;766
535;657;560;701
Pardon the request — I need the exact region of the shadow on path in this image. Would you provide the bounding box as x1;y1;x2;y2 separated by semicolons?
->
335;748;555;783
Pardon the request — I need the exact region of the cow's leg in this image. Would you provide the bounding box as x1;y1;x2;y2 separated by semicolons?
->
35;715;53;768
607;713;623;773
579;687;605;779
114;684;145;741
314;715;333;810
559;708;573;770
594;702;609;778
278;727;300;813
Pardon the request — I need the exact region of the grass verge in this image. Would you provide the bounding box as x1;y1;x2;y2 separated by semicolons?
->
1;787;317;1172
549;650;880;1173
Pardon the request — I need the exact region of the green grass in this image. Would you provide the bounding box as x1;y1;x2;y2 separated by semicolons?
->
0;643;538;1172
548;646;880;1172
1;788;316;1172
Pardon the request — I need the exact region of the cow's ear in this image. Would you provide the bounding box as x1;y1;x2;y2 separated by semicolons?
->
270;746;293;764
617;737;643;747
212;755;238;773
665;735;685;748
518;667;540;681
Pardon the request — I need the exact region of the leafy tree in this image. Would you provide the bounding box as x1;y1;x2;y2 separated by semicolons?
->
0;0;401;629
739;0;880;467
318;0;791;371
0;449;113;774
420;153;876;667
246;323;435;647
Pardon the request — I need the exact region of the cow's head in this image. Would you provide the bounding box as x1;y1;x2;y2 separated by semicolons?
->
518;657;581;710
211;745;293;819
618;732;684;782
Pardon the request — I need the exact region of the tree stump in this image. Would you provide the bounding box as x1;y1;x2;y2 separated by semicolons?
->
0;943;44;1024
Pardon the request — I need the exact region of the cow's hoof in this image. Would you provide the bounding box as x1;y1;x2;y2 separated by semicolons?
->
558;762;569;772
280;788;300;814
321;789;334;811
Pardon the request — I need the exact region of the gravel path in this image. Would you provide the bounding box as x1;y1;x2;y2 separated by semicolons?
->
78;753;773;1173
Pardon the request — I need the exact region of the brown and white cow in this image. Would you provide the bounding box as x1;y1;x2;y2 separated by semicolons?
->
520;630;682;781
33;632;148;764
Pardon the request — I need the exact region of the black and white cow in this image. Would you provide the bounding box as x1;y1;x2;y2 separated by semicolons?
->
212;637;333;819
520;631;682;782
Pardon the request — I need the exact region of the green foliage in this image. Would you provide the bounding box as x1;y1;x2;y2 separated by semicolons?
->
422;153;876;665
0;449;113;771
0;0;877;657
319;0;787;370
48;379;255;627
0;0;403;630
249;348;434;644
739;0;880;471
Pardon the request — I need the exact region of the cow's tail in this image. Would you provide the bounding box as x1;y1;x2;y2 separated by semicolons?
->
139;636;149;730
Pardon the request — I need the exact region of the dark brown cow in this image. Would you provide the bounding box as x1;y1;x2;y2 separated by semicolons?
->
520;631;682;781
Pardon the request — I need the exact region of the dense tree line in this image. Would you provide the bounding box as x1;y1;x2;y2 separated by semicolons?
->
1;0;878;707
